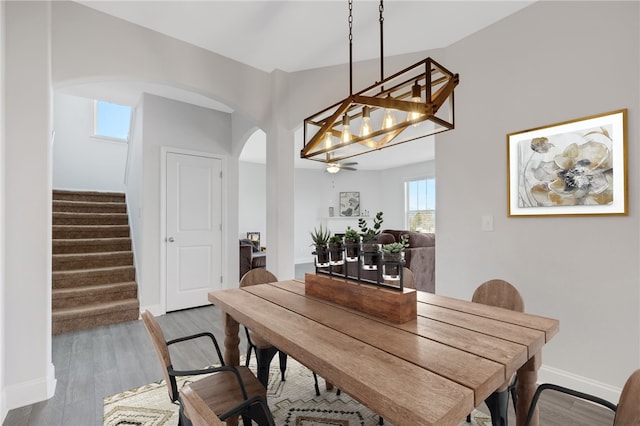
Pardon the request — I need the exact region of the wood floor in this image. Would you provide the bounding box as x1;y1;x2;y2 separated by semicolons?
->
3;273;616;425
3;304;247;426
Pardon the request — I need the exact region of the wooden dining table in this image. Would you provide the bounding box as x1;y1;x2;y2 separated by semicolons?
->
208;278;559;426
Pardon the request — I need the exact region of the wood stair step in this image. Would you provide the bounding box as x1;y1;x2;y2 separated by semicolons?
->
53;251;133;271
52;299;140;334
53;237;132;254
53;212;129;226
53;225;130;239
52;282;138;309
53;265;136;288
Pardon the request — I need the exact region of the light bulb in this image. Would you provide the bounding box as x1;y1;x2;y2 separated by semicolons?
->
323;131;333;149
359;106;372;137
407;82;423;124
382;107;397;130
340;114;351;143
326;164;340;174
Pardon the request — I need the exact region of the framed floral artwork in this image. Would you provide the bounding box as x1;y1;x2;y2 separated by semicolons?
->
507;109;627;216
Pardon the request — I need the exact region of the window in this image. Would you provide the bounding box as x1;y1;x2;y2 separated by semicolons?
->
405;178;435;233
93;100;133;142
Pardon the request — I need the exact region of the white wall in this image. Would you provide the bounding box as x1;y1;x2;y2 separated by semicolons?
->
52;93;129;192
0;0;6;420
126;96;145;305
238;161;267;246
3;1;56;411
436;1;639;402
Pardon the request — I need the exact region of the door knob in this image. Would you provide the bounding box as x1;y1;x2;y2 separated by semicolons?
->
167;237;175;243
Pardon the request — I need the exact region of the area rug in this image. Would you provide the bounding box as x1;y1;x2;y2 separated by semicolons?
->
104;357;491;425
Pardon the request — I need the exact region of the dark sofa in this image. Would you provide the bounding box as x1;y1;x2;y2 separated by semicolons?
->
239;239;266;279
377;230;435;293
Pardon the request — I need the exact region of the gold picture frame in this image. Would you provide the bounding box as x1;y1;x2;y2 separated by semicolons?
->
507;109;627;217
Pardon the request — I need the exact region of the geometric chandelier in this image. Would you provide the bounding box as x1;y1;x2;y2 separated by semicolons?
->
301;0;459;165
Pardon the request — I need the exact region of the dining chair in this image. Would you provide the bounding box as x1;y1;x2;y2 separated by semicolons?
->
240;268;321;395
181;380;275;426
467;279;524;426
524;369;640;425
141;310;266;426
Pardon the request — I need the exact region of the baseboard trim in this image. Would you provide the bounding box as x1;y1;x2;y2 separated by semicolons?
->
5;362;56;411
141;303;165;316
538;364;622;404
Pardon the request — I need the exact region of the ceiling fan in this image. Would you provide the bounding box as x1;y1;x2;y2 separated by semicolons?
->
326;161;358;174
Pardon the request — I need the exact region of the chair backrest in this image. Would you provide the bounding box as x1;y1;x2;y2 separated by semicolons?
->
403;267;416;290
614;369;640;425
472;279;524;313
240;268;278;288
141;310;179;402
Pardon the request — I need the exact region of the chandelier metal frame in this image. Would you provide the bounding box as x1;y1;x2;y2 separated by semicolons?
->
301;0;459;165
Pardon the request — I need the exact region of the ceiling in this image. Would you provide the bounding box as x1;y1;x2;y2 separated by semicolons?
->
69;1;536;170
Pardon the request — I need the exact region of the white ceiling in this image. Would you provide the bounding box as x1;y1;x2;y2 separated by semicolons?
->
69;0;536;170
77;1;534;74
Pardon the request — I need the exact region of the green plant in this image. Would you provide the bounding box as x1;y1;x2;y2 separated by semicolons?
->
344;226;359;241
310;224;331;247
382;234;409;254
358;211;384;243
329;235;343;245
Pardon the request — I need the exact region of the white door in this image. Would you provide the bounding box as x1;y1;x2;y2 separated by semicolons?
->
166;152;222;311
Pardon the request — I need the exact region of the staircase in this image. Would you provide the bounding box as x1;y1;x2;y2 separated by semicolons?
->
52;190;140;334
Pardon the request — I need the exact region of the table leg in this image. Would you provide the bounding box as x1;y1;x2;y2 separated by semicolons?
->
222;312;240;366
222;312;240;426
516;351;541;426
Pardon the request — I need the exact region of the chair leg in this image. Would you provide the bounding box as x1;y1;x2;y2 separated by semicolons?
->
256;346;279;388
178;403;193;426
378;416;384;424
278;350;287;381
312;372;320;396
245;343;254;368
485;390;509;426
510;384;518;412
466;413;471;423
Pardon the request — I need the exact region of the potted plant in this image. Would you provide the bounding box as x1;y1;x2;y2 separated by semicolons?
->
381;234;409;281
310;224;331;267
343;226;360;262
358;211;383;270
328;234;344;265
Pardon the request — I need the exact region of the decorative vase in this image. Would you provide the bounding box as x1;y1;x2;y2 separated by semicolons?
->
314;245;330;267
360;243;381;271
382;251;405;281
329;242;344;265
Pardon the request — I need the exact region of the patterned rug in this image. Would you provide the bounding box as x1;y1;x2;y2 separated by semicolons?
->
103;357;492;425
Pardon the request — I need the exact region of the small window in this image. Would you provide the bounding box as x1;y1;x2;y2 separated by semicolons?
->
93;100;133;142
405;178;435;233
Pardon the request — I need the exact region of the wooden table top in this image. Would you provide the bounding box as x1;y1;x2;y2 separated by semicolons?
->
209;279;559;426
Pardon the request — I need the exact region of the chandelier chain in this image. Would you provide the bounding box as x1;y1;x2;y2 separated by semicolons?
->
379;0;385;87
348;0;353;95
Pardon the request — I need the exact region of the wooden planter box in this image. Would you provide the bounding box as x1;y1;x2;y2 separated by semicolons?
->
304;272;416;323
